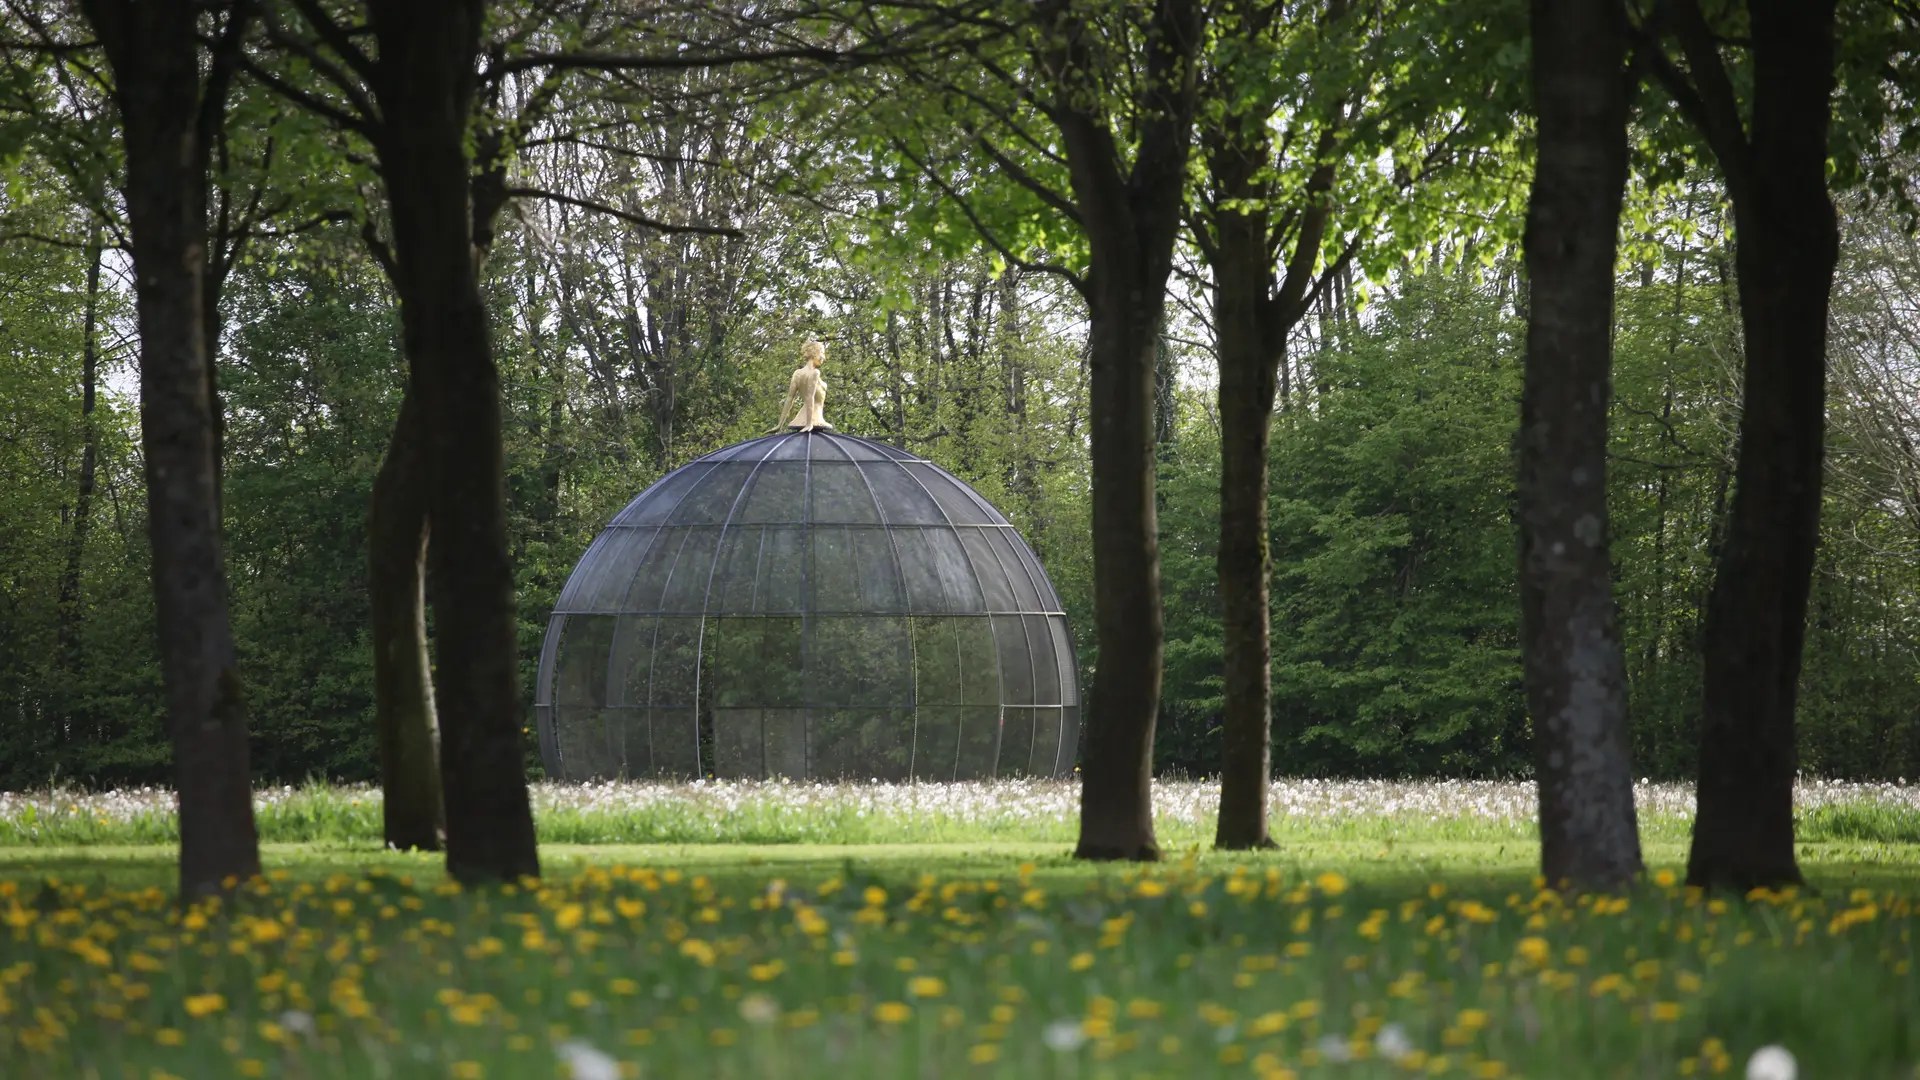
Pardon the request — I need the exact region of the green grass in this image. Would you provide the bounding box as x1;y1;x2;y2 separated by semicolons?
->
2;783;1918;1078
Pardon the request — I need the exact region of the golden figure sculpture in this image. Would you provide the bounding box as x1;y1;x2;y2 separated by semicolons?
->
778;339;832;432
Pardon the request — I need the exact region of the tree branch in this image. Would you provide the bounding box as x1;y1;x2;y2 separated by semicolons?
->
504;186;744;237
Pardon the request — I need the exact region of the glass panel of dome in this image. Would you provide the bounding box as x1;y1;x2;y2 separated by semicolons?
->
812;707;912;781
713;707;764;777
903;463;998;524
766;434;812;460
1049;617;1078;706
611;462;713;526
706;616;802;708
763;708;806;778
927;528;987;611
960;530;1017;611
668;462;753;524
708;525;763;610
555;527;654;612
998;707;1038;777
656;529;721;612
1029;707;1066;775
808;616;912;707
1024;614;1062;706
951;706;1000;779
909;706;962;780
910;617;963;705
810;462;883;523
618;529;688;611
736;459;804;523
992;614;1037;704
892;528;953;613
865;460;946;524
644;617;702;707
645;708;699;778
1054;707;1081;773
807;433;850;461
809;526;906;612
847;527;907;610
993;529;1049;610
954;616;1001;705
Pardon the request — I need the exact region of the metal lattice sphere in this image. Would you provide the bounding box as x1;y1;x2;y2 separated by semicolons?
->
535;430;1081;781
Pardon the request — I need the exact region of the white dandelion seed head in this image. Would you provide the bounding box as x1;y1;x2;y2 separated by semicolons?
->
1375;1022;1414;1061
1042;1019;1087;1052
278;1009;316;1036
1315;1033;1354;1063
738;993;781;1026
557;1038;621;1080
1746;1045;1796;1080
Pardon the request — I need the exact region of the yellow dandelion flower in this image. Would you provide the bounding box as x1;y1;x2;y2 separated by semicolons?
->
154;1028;185;1046
873;1001;913;1024
1069;952;1094;972
969;1043;1000;1063
1516;937;1550;966
451;1062;483;1080
1650;1001;1682;1022
183;993;225;1019
1455;1008;1489;1031
908;976;946;998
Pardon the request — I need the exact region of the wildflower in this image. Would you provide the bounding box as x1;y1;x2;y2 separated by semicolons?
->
1746;1046;1796;1080
1375;1022;1414;1061
556;1038;620;1080
873;1001;912;1024
183;993;226;1018
969;1043;1000;1063
1315;871;1348;896
1650;1002;1683;1022
1315;1034;1353;1062
908;976;946;999
1515;936;1550;966
1043;1019;1087;1052
738;993;780;1025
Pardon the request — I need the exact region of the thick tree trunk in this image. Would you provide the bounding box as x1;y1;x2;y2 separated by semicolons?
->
55;231;105;662
1058;0;1201;863
369;0;539;883
81;0;260;899
1074;268;1169;861
1687;0;1838;891
370;394;444;851
1519;0;1643;890
1211;205;1278;851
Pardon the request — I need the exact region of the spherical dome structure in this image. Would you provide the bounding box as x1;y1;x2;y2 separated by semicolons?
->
535;430;1080;782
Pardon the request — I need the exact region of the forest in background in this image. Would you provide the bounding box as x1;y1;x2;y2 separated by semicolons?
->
5;126;1919;790
0;0;1912;799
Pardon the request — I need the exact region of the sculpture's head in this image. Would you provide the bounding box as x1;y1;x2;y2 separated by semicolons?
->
802;339;826;368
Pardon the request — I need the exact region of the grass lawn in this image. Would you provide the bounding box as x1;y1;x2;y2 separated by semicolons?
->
2;781;1918;1078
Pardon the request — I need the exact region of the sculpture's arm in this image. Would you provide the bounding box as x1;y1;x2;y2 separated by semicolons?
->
776;369;804;429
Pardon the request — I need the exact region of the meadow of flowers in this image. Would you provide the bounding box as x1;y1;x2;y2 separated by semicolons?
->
3;777;1919;848
2;857;1917;1078
2;779;1918;1078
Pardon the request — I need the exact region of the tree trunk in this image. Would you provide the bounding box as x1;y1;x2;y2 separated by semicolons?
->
1687;0;1838;891
368;0;539;884
370;393;445;851
81;0;260;899
1056;0;1202;863
1074;266;1170;861
1519;0;1643;890
55;230;105;662
1211;197;1278;851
